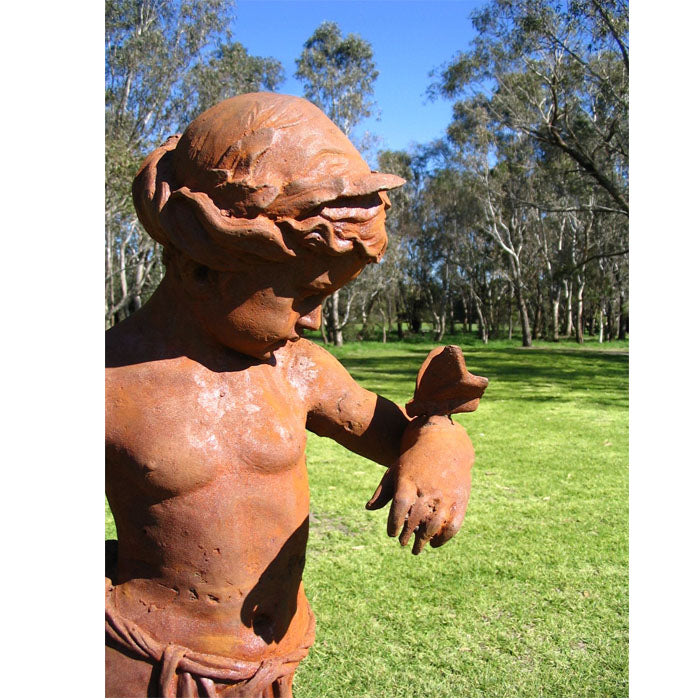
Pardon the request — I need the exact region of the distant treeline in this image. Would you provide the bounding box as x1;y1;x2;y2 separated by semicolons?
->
106;0;628;346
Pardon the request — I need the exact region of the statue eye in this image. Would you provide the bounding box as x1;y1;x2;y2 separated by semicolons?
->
194;265;209;282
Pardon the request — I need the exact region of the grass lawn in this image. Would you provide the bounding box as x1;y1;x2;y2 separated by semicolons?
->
106;334;629;698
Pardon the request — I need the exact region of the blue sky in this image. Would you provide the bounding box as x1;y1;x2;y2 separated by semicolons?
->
234;0;481;155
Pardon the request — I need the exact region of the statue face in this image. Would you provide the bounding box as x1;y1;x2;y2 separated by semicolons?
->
186;240;370;361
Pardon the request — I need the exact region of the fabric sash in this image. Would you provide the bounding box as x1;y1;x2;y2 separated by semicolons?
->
105;578;315;698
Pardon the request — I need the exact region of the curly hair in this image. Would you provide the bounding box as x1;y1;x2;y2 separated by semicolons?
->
132;93;405;270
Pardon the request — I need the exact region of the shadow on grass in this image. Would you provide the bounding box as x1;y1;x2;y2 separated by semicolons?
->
332;346;628;408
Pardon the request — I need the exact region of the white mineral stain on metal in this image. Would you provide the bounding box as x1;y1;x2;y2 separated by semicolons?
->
192;372;227;420
186;427;221;453
288;354;318;400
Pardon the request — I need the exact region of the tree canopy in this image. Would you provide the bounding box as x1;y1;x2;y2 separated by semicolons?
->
105;0;629;347
105;0;283;325
295;21;380;346
295;21;378;138
432;0;628;215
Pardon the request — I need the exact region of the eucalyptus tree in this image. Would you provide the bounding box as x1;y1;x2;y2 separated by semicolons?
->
295;21;379;345
426;0;629;344
407;167;476;341
525;146;587;340
105;0;283;326
433;0;628;216
447;109;539;346
295;21;378;137
453;202;508;344
375;149;426;339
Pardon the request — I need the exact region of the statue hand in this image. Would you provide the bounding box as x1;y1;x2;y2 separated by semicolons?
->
366;415;473;554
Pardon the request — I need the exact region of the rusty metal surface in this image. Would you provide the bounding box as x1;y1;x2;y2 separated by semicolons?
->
106;93;487;698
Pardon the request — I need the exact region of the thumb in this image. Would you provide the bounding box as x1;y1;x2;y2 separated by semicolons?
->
366;466;395;510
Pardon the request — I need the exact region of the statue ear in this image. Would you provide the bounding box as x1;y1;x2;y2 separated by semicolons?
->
174;254;219;301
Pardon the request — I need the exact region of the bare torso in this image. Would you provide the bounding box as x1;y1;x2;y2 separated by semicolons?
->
105;293;477;688
106;323;322;662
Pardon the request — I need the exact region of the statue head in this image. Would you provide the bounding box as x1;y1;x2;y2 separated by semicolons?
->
132;92;405;270
131;93;405;359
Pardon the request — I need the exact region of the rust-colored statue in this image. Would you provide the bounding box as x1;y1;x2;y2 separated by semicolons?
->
105;92;487;698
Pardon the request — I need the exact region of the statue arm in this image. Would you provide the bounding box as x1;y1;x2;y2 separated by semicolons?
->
299;341;481;555
301;340;409;467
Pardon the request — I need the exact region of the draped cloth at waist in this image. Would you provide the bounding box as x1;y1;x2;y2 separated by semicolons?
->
105;578;316;698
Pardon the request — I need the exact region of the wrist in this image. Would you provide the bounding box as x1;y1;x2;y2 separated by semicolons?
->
408;414;454;430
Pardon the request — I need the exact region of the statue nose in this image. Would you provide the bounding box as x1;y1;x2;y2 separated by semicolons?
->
296;305;322;331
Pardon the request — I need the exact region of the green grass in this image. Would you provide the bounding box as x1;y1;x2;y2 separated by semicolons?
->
106;336;628;698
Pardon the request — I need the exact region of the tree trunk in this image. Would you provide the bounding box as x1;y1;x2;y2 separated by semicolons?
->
616;270;626;340
533;283;544;340
507;285;513;340
330;289;343;346
575;276;585;344
386;295;394;339
395;290;405;339
598;306;604;343
514;277;532;347
618;292;626;340
551;287;561;341
379;308;387;343
320;300;328;344
532;295;544;338
435;313;446;342
477;305;488;344
359;306;368;340
410;306;421;333
564;279;574;336
132;260;146;312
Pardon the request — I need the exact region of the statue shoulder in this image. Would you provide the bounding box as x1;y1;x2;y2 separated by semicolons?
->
286;338;343;377
277;338;332;404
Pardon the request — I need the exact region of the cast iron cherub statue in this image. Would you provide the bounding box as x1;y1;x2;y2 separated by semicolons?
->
105;93;487;698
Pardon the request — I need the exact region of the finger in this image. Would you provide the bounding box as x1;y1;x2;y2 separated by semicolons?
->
399;501;427;547
430;504;466;548
365;468;394;511
412;509;445;555
387;487;414;537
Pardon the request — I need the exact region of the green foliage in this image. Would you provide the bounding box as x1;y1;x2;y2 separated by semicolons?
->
433;0;629;215
106;0;233;150
105;0;284;326
105;339;628;697
182;42;284;123
295;21;378;137
383;0;630;348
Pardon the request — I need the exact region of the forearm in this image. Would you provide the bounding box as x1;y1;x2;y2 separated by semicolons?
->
306;392;410;467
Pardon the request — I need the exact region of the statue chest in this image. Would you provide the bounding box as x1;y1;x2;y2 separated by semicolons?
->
106;361;309;498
